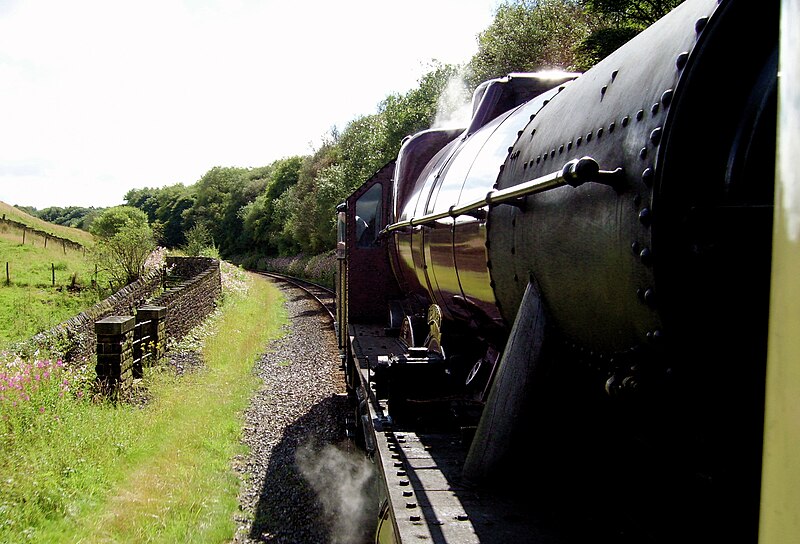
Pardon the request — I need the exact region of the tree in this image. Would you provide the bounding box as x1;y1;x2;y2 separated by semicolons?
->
583;0;682;27
381;64;462;147
240;156;303;253
181;166;269;258
574;0;683;69
154;184;195;248
572;25;640;70
275;65;462;254
125;184;196;248
182;224;215;257
90;206;149;239
466;0;598;85
25;206;100;230
90;206;156;286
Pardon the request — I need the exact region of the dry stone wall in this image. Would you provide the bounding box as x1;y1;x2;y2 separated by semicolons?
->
22;257;221;363
24;265;163;362
150;257;222;342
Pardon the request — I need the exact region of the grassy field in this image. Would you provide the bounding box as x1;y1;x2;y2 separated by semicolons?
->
0;267;287;542
0;217;110;348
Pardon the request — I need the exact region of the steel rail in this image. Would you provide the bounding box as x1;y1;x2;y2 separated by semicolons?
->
257;271;336;323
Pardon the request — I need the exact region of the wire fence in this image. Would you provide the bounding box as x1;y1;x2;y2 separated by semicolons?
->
3;261;98;288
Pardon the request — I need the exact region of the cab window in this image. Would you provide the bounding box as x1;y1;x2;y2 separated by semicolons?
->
355;183;383;248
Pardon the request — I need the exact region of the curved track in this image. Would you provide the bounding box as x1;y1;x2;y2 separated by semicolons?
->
256;272;335;322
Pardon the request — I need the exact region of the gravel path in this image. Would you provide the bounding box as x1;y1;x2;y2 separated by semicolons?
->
232;280;373;544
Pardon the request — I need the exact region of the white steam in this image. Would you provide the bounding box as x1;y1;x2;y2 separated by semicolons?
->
296;441;376;544
432;68;473;129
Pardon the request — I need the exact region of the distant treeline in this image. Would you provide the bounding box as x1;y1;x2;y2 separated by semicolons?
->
17;206;103;231
121;1;677;264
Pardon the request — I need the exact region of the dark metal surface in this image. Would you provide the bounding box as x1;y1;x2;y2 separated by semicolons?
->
350;324;555;544
336;0;778;541
490;0;722;352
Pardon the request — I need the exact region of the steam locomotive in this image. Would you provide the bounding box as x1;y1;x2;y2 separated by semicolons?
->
335;0;779;541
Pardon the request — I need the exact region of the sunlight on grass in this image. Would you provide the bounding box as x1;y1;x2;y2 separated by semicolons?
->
0;201;94;247
0;228;112;348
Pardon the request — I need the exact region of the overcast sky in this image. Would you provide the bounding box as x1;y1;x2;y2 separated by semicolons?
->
0;0;499;209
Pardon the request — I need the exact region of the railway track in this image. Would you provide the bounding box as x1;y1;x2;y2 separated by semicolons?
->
256;272;335;322
236;271;354;543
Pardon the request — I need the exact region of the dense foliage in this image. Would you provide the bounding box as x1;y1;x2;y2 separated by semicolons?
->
125;184;195;248
467;0;599;85
121;0;681;264
573;0;682;69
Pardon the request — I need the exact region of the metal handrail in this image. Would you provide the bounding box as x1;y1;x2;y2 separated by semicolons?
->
381;156;622;234
132;318;153;367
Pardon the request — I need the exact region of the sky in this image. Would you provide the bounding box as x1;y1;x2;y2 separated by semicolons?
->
0;0;500;209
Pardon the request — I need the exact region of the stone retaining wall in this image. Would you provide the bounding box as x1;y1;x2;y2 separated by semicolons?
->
22;256;221;363
165;255;216;280
151;257;222;342
24;265;163;362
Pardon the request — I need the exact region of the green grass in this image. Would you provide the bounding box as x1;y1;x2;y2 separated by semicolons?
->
0;269;288;543
0;225;111;348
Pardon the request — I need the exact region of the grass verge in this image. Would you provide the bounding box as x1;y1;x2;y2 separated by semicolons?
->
0;267;287;543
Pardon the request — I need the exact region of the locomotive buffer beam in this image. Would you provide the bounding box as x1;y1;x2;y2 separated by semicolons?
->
382;156;623;233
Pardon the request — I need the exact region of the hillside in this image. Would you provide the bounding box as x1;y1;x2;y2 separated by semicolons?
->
0;201;94;247
0;202;108;348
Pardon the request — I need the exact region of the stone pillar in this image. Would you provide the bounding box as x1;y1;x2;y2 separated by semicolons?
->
136;305;167;374
95;316;135;398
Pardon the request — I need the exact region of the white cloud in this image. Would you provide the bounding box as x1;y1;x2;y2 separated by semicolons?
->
0;0;497;208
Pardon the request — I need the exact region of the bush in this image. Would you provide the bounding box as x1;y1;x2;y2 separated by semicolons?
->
90;206;156;286
258;253;336;289
303;251;336;288
182;224;215;257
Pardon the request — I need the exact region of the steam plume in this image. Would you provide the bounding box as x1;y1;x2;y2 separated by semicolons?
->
296;440;376;544
432;67;473;129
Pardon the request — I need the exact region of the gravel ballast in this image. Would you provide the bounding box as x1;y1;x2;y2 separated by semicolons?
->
232;279;375;544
